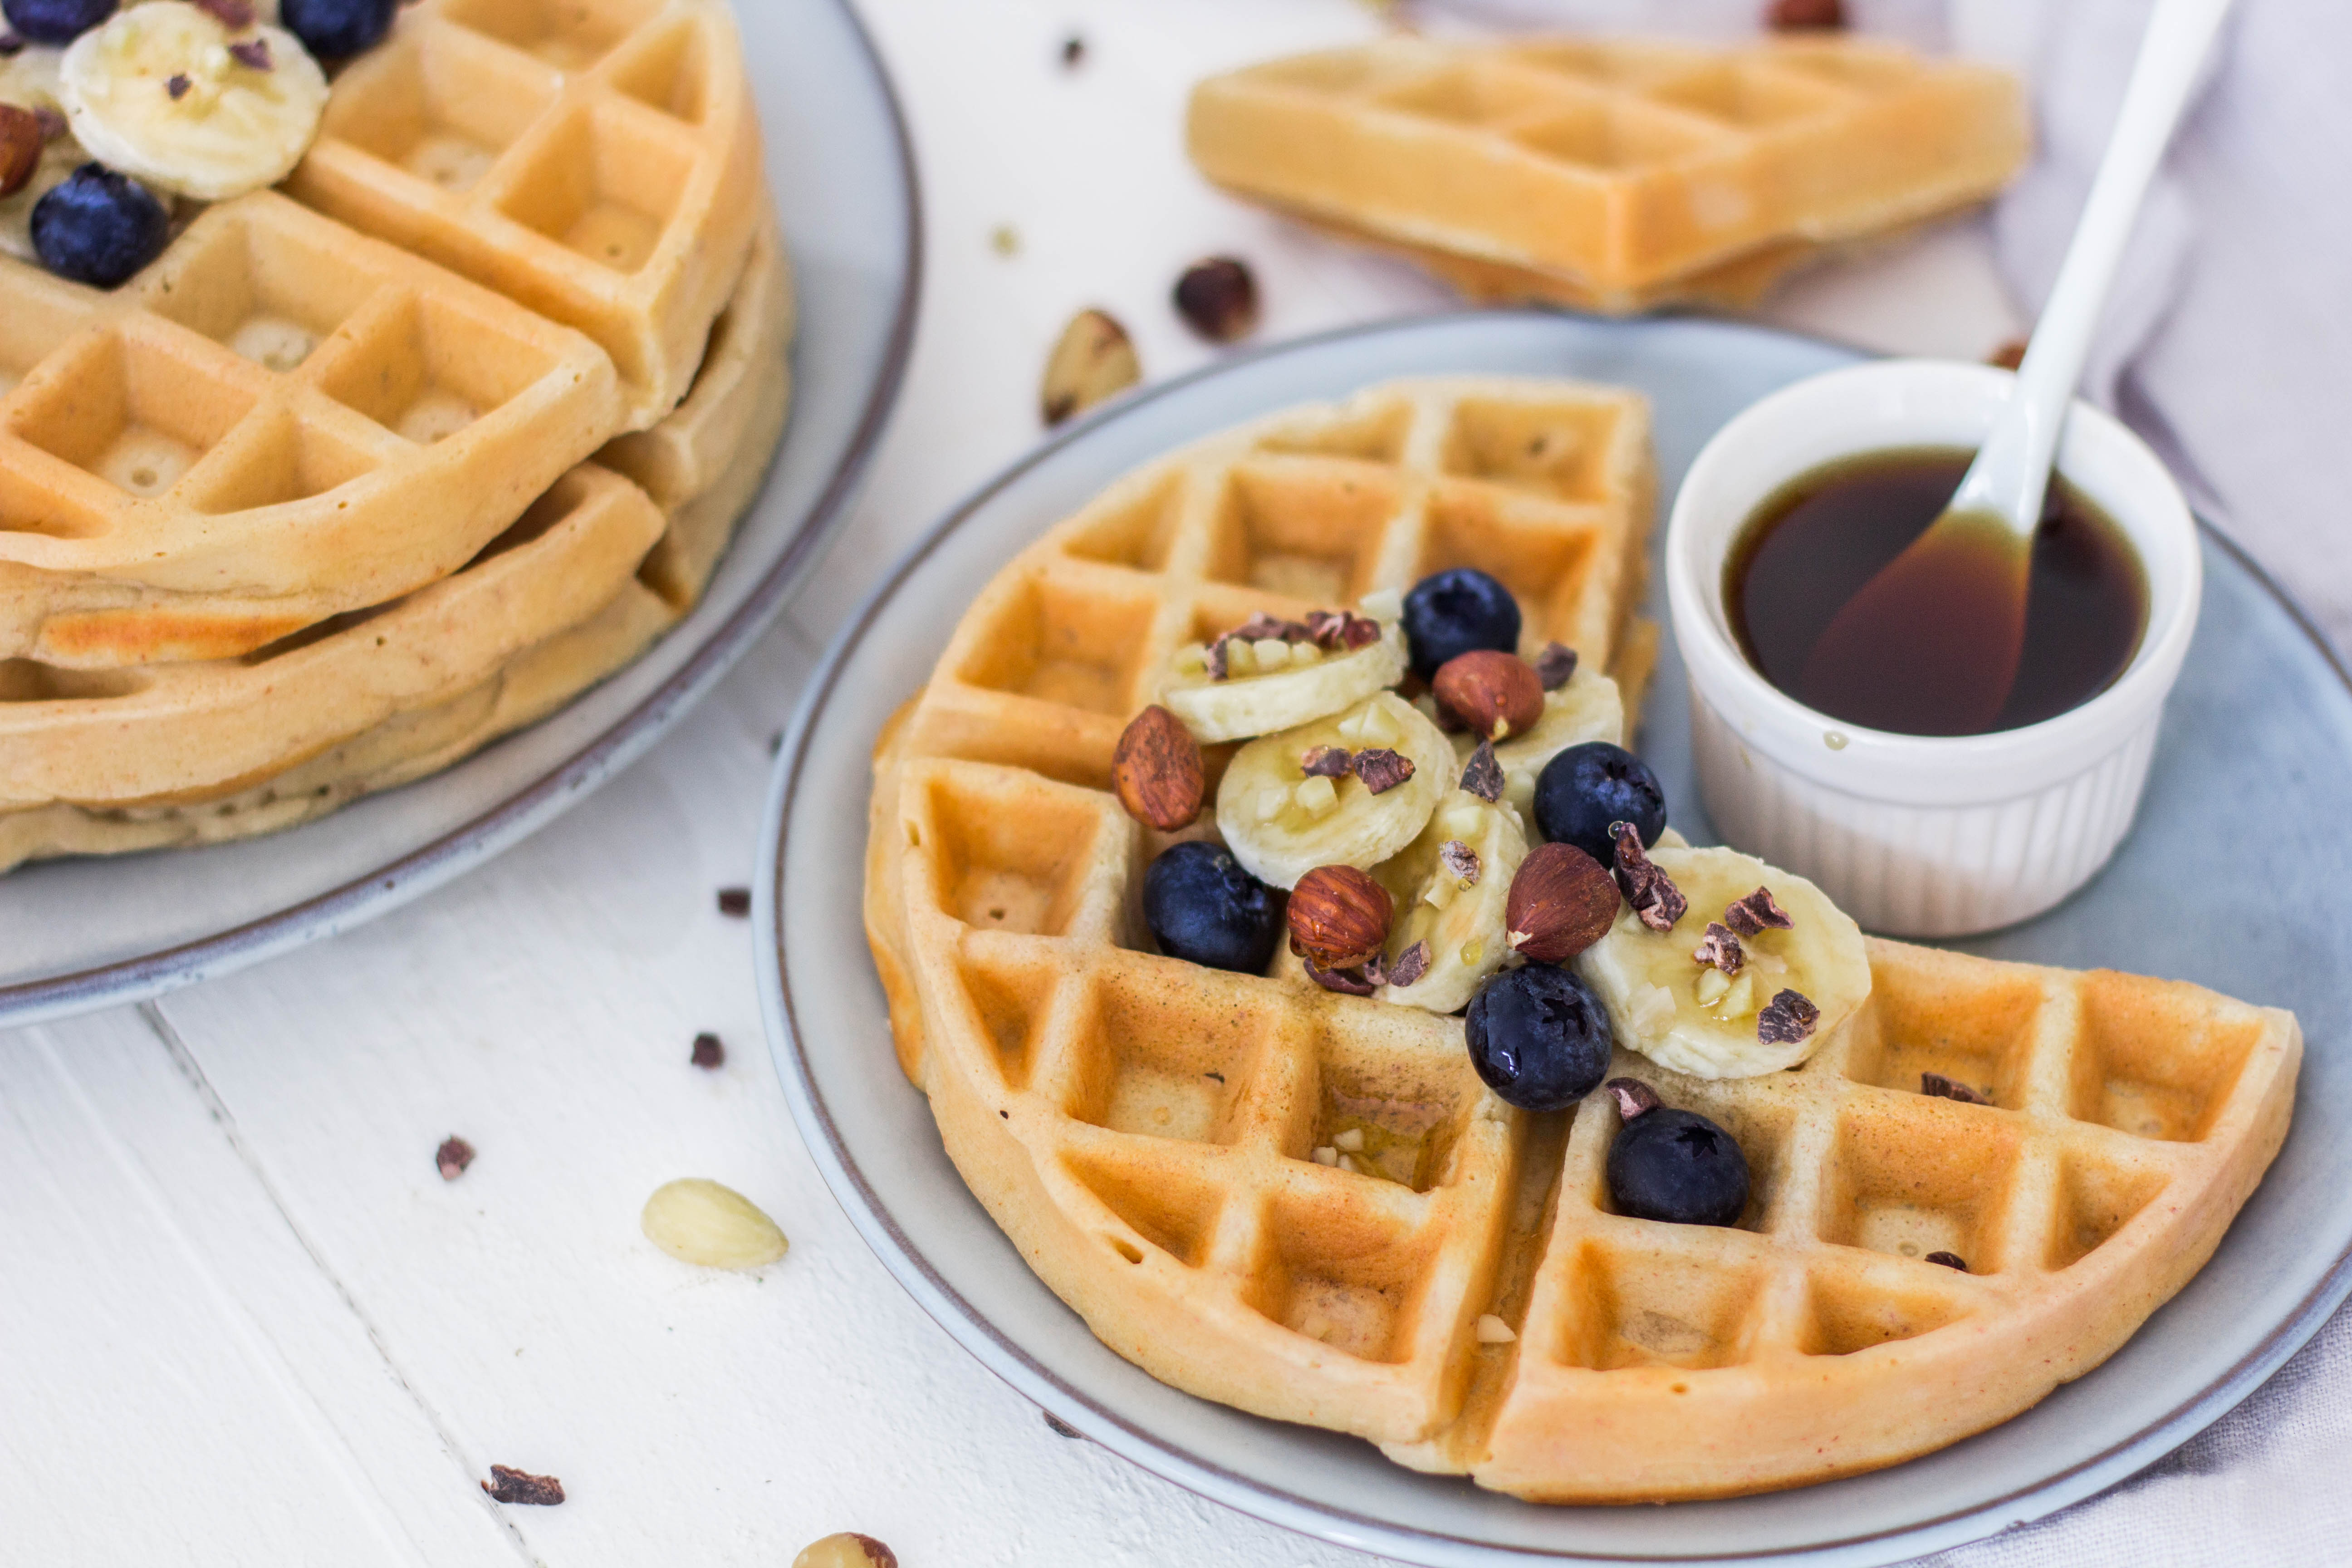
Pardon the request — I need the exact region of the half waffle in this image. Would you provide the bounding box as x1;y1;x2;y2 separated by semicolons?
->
1188;35;2029;312
0;190;623;666
286;0;763;430
0;213;790;870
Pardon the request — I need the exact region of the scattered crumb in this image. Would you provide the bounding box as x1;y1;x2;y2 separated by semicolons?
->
435;1137;475;1181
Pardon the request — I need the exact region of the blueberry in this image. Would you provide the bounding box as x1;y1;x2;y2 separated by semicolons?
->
1142;841;1281;973
31;166;169;289
1401;568;1521;682
1533;741;1666;866
280;0;398;58
1607;1107;1750;1226
1465;965;1612;1111
0;0;114;45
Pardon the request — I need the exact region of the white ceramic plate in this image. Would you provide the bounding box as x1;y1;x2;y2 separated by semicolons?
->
0;0;920;1026
758;312;2352;1566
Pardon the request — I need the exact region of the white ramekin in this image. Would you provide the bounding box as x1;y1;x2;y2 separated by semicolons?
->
1666;359;2202;938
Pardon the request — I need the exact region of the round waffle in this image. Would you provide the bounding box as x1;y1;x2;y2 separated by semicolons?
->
862;380;2300;1502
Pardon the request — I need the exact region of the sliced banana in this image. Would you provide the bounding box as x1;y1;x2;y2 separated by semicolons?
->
1576;845;1869;1079
1214;691;1449;889
1161;611;1406;744
1372;789;1527;1014
1446;662;1624;821
0;46;83;265
62;2;328;202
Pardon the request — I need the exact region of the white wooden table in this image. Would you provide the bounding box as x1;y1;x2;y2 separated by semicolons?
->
0;3;2024;1562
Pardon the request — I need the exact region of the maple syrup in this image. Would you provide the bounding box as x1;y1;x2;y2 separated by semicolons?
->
1726;448;2148;736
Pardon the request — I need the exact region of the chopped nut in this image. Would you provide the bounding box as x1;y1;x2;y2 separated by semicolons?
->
0;104;39;201
1387;940;1431;988
1612;823;1686;933
167;73;192;100
1312;1144;1340;1165
641;1178;789;1269
1921;1072;1991;1105
1287;865;1393;969
1173;256;1260;343
1112;705;1205;830
1332;1127;1365;1152
1533;642;1578;691
1692;922;1743;974
1924;1251;1969;1272
691;1032;725;1069
1504;842;1619;963
1352;748;1415;795
717;887;751;917
1232;611;1309;643
1459;740;1504;803
1475;1313;1518;1344
1303;608;1381;651
197;0;258;27
1437;838;1481;887
481;1465;564;1506
1757;989;1821;1046
1041;308;1139;425
794;1534;898;1568
1765;0;1845;29
1723;886;1793;936
227;37;272;69
1989;338;2028;371
1433;650;1543;741
435;1136;475;1181
1300;744;1353;779
1606;1077;1661;1121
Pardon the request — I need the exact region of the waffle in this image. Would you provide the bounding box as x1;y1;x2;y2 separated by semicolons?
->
0;213;789;871
286;0;763;431
0;191;624;667
1188;35;2029;312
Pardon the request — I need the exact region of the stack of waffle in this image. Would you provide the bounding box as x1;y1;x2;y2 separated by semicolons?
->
1188;34;2030;313
0;0;789;871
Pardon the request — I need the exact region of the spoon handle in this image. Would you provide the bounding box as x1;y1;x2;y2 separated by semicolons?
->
1950;0;2234;529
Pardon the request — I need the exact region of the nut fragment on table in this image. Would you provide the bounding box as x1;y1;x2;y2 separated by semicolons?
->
481;1465;565;1505
795;1534;898;1568
690;1032;725;1069
1042;308;1139;425
640;1178;789;1269
435;1136;475;1181
1173;256;1260;342
1765;0;1845;29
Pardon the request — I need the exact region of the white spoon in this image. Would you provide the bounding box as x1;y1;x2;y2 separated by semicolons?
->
1800;0;2233;734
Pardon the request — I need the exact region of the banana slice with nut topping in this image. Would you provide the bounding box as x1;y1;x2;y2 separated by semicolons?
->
1448;661;1625;820
1162;595;1407;743
1214;691;1449;889
1373;789;1528;1014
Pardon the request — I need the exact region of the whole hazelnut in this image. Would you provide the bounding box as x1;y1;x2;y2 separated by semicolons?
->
1433;650;1544;741
794;1534;898;1568
1173;256;1260;343
1113;705;1205;830
1505;842;1620;963
1287;865;1394;970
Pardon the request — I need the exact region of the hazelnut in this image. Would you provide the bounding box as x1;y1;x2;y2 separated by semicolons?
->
1041;308;1139;425
1765;0;1844;29
1173;256;1260;343
1112;705;1204;829
1432;650;1543;741
1504;843;1619;963
795;1534;898;1568
1287;865;1393;970
0;104;40;201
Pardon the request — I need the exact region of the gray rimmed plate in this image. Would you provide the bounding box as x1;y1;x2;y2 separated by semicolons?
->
757;311;2352;1566
0;0;920;1026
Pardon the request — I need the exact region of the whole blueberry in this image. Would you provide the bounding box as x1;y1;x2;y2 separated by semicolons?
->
1465;965;1612;1111
1533;741;1666;866
1142;841;1282;974
280;0;398;58
1401;567;1521;682
0;0;115;45
1607;1107;1750;1226
31;166;169;289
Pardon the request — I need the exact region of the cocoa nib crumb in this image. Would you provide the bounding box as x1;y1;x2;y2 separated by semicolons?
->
1353;748;1415;795
1533;642;1578;691
1231;611;1311;644
1205;636;1228;681
1459;739;1504;802
1605;1077;1661;1121
1724;885;1793;936
1925;1251;1969;1271
1766;0;1845;30
1921;1072;1990;1105
1173;256;1261;343
1692;921;1743;973
716;887;751;917
1611;823;1685;932
167;73;192;99
1438;839;1481;886
1304;609;1382;651
227;37;273;70
481;1465;565;1506
0;34;23;58
691;1032;725;1069
1757;989;1821;1046
1059;33;1085;67
198;0;258;26
435;1137;474;1181
1305;958;1378;996
1386;940;1431;988
1300;745;1353;779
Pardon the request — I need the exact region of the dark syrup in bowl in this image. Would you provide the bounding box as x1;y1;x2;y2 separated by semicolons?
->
1725;447;2149;737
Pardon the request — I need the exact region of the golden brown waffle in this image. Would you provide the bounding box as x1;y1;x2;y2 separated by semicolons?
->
1188;35;2029;312
287;0;763;430
0;213;790;870
0;191;624;667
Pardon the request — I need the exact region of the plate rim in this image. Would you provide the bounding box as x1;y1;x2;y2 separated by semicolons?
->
0;0;925;1030
756;307;2352;1566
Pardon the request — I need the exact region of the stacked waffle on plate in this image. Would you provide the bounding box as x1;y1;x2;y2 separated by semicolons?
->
0;0;788;871
1188;34;2030;313
863;380;2300;1502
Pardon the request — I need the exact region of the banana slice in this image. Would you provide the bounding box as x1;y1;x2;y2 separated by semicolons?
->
1161;609;1406;744
0;48;83;265
62;2;328;202
1576;845;1869;1078
1372;789;1528;1014
1446;662;1625;820
1214;691;1450;889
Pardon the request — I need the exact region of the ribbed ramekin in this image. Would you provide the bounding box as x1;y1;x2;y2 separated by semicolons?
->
1666;360;2202;938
